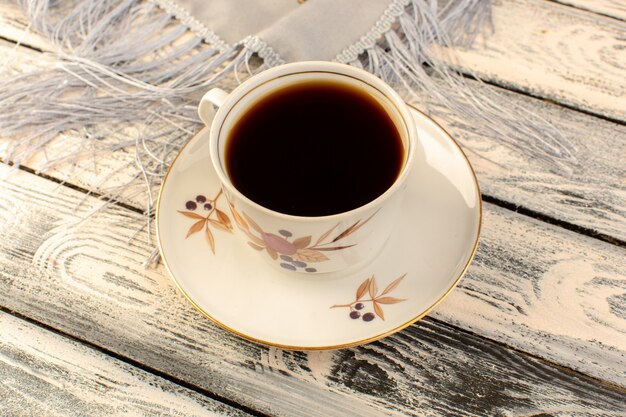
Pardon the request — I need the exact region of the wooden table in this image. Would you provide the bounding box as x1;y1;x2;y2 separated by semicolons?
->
1;0;625;415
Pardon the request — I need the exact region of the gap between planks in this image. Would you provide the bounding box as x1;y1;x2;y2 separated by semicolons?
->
0;305;268;417
0;309;254;417
481;194;626;248
1;158;147;216
455;70;626;127
549;0;626;21
425;315;626;394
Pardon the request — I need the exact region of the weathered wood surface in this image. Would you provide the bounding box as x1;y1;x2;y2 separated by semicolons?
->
0;164;624;406
0;37;624;245
0;311;249;417
0;2;625;414
554;0;626;21
436;0;626;121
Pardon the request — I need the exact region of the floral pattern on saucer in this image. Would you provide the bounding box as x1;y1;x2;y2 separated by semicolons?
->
331;274;407;322
158;107;482;348
228;203;378;273
178;189;233;253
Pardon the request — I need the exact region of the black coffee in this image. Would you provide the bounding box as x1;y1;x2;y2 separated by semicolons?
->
225;79;404;216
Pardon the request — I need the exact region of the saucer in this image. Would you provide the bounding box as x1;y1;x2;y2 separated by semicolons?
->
156;107;481;350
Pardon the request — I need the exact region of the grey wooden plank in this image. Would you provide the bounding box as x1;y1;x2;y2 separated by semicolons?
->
552;0;626;20
0;311;250;417
0;162;624;416
435;0;626;121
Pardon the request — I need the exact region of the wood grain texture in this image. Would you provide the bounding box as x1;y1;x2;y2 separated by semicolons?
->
0;164;624;416
0;311;249;417
437;0;626;121
553;0;626;21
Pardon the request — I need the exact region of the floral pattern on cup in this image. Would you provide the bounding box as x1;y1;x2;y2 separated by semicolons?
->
178;189;233;253
331;274;407;322
228;203;378;273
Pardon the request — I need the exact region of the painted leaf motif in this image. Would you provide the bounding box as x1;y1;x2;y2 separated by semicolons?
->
266;246;278;260
331;221;359;243
331;272;408;322
331;210;379;242
375;297;406;305
242;212;264;233
343;209;378;237
216;209;232;230
292;249;329;262
186;219;206;238
293;235;312;249
381;273;407;296
356;277;371;301
368;276;378;299
315;223;339;245
243;231;265;247
315;245;356;251
229;204;248;229
179;210;205;220
248;242;264;251
373;301;385;320
205;226;215;254
209;219;231;232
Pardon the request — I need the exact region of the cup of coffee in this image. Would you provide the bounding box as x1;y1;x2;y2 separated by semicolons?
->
198;61;419;274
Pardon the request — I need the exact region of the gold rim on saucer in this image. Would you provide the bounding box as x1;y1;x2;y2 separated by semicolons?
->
155;105;482;350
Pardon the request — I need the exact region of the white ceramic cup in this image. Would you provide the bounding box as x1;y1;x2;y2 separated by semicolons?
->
198;61;419;274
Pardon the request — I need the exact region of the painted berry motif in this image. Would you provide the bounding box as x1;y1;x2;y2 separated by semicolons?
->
331;274;407;322
178;189;232;253
228;203;378;272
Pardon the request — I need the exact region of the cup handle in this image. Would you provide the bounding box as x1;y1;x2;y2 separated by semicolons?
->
198;88;229;126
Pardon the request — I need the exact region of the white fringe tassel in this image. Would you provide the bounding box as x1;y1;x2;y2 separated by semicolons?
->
345;0;576;173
